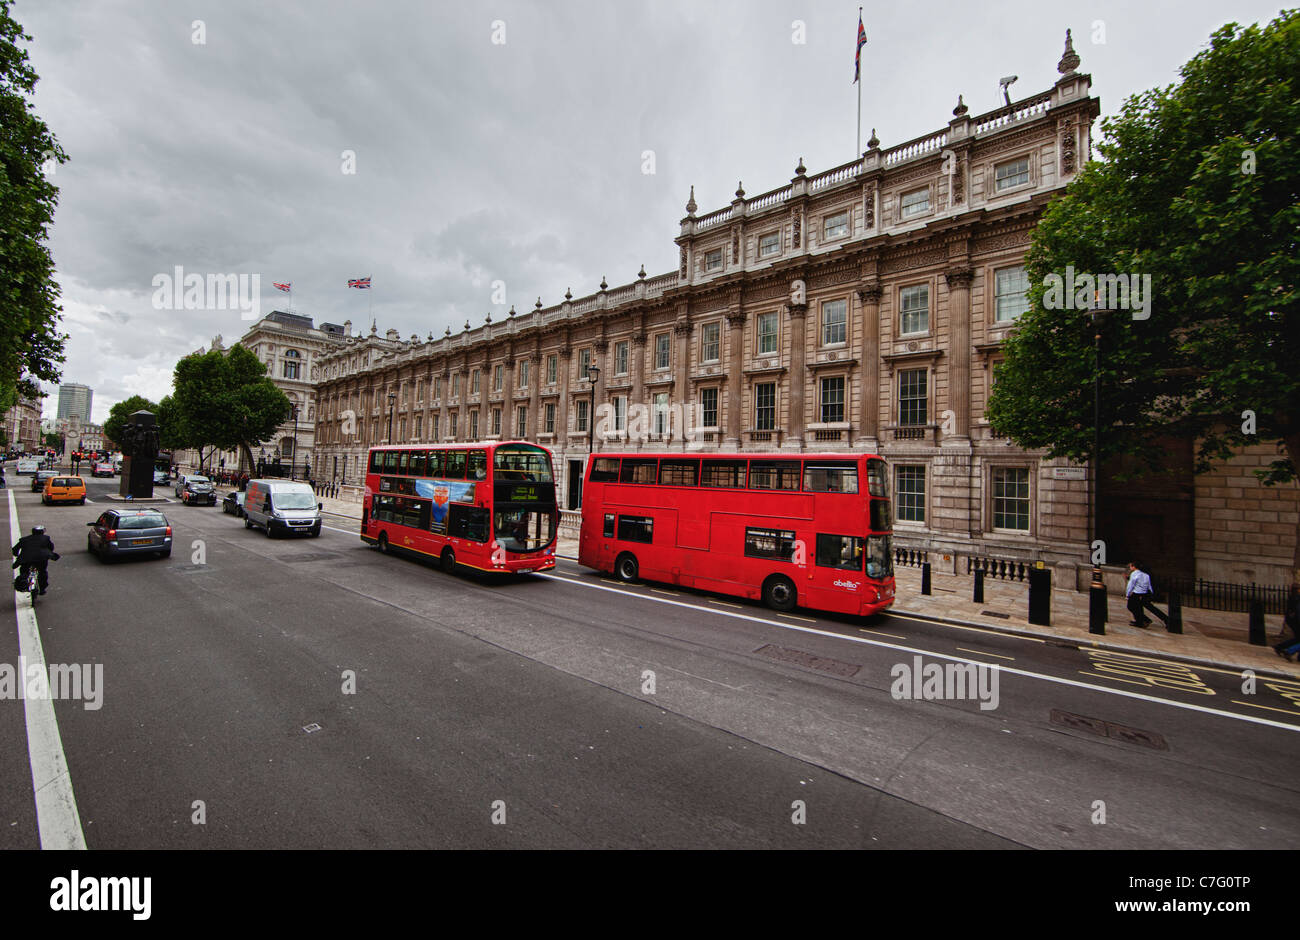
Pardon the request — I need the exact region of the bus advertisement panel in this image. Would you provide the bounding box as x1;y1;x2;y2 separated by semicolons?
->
362;441;558;575
578;452;894;617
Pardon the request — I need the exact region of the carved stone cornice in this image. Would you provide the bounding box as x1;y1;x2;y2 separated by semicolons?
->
725;310;748;327
672;321;693;336
786;302;808;321
857;283;884;304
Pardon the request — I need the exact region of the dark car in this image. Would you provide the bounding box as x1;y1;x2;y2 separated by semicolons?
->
175;475;216;505
86;509;172;561
30;469;58;492
221;490;245;517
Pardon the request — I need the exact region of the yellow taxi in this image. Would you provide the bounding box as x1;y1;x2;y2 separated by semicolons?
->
43;475;87;506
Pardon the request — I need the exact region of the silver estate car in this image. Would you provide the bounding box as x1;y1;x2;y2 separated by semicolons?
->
87;509;173;561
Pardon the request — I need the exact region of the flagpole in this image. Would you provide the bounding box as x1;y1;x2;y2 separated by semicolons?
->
856;6;863;158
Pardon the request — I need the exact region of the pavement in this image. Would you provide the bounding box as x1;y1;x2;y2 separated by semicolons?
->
273;483;1300;678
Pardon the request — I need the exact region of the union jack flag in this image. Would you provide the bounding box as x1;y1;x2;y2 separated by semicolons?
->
348;277;371;289
854;14;867;83
273;282;291;292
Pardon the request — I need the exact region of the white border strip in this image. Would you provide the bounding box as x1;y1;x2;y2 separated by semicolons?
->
538;571;1300;733
7;491;87;849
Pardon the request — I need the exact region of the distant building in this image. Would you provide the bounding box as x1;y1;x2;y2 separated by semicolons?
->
57;383;93;423
3;397;42;452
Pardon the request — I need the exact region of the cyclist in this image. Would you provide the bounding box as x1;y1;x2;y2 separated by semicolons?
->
12;524;59;595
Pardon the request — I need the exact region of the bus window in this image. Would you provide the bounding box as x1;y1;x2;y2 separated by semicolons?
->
620;459;658;484
495;445;555;482
616;516;654;543
749;461;800;491
383;451;400;474
469;450;487;480
494;507;556;552
589;458;620;482
804;462;858;493
427;451;443;477
398;451;410;475
701;459;746;488
369;451;384;473
444;451;466;479
658;459;699;486
871;499;892;532
815;534;864;571
603;513;615;537
744;527;798;561
410;452;427;476
867;535;893;578
449;504;489;541
867;458;888;497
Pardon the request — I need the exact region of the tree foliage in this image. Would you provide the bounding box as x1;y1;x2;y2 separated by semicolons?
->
989;10;1299;481
103;395;159;448
165;345;289;471
0;0;68;406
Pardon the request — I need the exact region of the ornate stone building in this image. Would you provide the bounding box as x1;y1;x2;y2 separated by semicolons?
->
3;396;42;452
315;38;1105;570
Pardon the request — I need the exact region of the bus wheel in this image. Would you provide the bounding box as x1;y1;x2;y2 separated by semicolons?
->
377;532;389;554
762;575;797;612
615;552;639;583
440;548;456;574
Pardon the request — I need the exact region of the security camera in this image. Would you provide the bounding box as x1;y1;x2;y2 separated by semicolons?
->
999;75;1019;106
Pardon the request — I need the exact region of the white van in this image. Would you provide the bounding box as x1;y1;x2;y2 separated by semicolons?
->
15;458;40;476
242;479;322;537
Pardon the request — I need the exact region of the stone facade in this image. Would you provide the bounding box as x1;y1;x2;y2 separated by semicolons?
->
314;39;1104;569
3;397;42;452
1195;442;1299;584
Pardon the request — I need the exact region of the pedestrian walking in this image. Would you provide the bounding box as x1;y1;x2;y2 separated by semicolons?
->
1125;561;1168;628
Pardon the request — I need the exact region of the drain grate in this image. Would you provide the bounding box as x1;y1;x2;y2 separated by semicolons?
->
280;553;341;564
170;565;212;574
753;644;861;678
980;610;1012;619
1050;709;1168;750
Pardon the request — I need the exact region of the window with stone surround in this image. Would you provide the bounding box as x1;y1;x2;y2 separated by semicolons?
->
994;266;1030;322
757;311;778;355
900;187;930;219
470;410;479;439
544;402;555;434
546;355;557;385
516;406;526;436
820;376;845;423
493;364;503;391
579;348;591;375
614;340;629;375
654;334;670;370
823;210;850;240
518;360;529;388
899;284;929;335
755;382;776;430
994;156;1030;192
575;399;589;432
991;467;1031;531
821;299;847;346
895;465;926;523
700;387;718;428
701;322;721;363
491;408;501;436
759;231;781;258
471;370;480;394
705;249;723;271
899;369;928;426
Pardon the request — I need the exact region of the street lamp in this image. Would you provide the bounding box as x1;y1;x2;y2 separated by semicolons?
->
289;403;299;480
387;392;396;443
586;364;600;455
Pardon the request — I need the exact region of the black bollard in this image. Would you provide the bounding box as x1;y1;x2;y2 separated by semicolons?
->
1088;565;1106;635
973;568;984;604
1166;590;1182;634
1028;566;1051;626
921;562;932;596
1248;600;1265;646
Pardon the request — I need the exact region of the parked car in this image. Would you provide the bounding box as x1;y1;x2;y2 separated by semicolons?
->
221;490;246;517
86;509;172;561
243;479;322;537
91;461;115;478
175;475;216;505
43;475;86;505
30;470;58;492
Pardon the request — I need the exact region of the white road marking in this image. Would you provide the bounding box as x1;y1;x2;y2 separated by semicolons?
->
6;490;87;849
536;571;1300;733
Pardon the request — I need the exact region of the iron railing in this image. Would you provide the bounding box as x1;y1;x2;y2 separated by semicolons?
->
1153;575;1288;615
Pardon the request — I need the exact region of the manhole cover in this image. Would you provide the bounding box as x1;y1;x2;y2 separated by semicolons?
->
1050;709;1168;750
753;644;860;677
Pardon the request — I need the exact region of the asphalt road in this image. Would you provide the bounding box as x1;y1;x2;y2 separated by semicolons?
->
2;475;1297;849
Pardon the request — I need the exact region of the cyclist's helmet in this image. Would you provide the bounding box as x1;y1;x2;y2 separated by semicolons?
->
31;525;45;534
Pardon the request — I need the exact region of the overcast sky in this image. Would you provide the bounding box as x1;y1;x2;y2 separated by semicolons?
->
17;0;1281;423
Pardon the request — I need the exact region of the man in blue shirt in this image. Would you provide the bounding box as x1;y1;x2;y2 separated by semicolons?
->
1125;561;1168;628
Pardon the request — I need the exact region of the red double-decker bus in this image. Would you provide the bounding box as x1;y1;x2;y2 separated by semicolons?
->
362;441;558;575
579;452;894;617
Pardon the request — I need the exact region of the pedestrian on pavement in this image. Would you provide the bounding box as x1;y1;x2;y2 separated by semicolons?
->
1274;582;1300;660
1125;561;1168;628
0;464;6;489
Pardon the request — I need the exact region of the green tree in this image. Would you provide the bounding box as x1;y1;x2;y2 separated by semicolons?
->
103;395;160;449
987;10;1300;575
0;0;68;408
166;344;289;472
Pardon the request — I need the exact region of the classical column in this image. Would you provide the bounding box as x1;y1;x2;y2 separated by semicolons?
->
457;368;468;441
944;267;974;440
857;282;883;448
631;333;646;451
527;343;541;441
502;356;515;437
592;340;608;450
725;307;746;449
673;320;692;443
557;344;572;445
438;370;449;441
786;302;808;448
